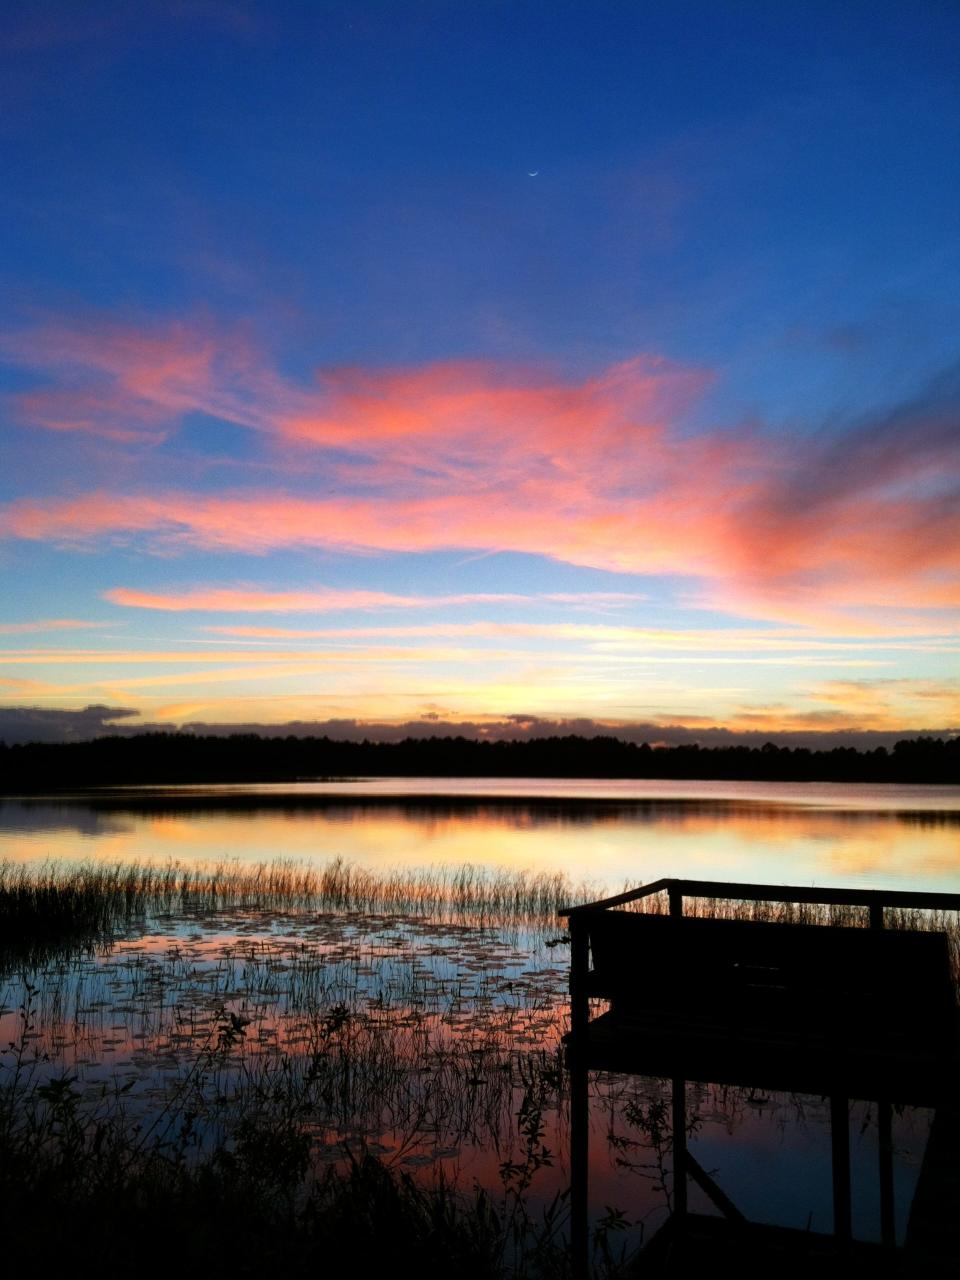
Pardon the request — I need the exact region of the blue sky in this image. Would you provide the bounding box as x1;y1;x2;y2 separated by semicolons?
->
1;1;958;742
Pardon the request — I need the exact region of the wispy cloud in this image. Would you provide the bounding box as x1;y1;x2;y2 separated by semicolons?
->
1;317;283;443
104;586;646;612
2;315;958;631
0;646;527;666
809;676;960;725
203;620;957;654
0;619;106;635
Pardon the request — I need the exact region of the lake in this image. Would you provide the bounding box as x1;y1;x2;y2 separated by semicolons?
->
3;776;959;891
2;777;958;1263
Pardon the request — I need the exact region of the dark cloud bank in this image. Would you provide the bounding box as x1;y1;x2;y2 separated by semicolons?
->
0;704;954;751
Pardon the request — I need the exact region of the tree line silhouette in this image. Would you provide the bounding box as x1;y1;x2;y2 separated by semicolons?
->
1;732;957;790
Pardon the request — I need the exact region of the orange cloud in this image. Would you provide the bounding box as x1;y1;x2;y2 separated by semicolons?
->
278;355;708;491
4;484;954;635
811;677;960;722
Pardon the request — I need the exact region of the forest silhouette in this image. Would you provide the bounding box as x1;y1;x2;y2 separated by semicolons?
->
2;732;956;791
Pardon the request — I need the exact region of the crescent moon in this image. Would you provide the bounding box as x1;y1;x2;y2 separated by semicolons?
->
527;170;539;177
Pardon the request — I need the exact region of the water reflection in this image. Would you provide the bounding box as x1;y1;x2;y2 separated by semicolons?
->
4;782;956;1270
0;905;932;1265
3;781;960;894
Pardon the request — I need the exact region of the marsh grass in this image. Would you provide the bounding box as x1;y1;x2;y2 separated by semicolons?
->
0;856;601;965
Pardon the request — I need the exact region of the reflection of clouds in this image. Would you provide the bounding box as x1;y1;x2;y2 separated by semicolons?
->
821;829;960;878
144;814;213;843
1;791;958;891
0;801;135;837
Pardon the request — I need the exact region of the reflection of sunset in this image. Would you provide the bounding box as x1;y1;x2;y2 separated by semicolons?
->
4;789;959;893
2;903;931;1249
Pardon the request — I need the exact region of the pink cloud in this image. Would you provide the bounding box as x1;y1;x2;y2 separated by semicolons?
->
106;586;454;612
1;317;290;443
1;314;708;469
2;314;958;631
0;486;744;574
0;619;106;635
278;355;708;491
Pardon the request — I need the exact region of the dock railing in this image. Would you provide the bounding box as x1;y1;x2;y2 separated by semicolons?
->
560;877;960;1066
559;876;960;929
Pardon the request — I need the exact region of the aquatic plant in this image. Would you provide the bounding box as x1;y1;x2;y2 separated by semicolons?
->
0;921;591;1277
0;856;602;966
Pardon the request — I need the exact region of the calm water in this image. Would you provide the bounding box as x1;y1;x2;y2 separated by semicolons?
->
3;777;958;1257
3;777;959;895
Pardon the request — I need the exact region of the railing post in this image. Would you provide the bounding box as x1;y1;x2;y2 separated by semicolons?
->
870;902;885;929
668;885;683;918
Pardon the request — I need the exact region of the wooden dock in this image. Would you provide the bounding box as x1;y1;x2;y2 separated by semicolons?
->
560;878;960;1277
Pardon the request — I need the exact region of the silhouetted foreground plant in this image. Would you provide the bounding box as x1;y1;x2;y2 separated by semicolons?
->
0;1147;535;1276
0;1073;580;1278
0;964;598;1278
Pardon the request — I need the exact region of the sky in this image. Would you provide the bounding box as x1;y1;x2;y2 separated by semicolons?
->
1;0;958;746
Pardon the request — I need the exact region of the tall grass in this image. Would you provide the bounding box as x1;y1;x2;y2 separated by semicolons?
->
0;856;600;962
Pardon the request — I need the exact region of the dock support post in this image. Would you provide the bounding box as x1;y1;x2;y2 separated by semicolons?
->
878;1099;895;1249
673;1076;688;1220
831;1094;852;1243
569;914;590;1280
570;1053;589;1280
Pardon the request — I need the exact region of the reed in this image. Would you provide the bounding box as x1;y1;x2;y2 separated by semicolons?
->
0;856;601;963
